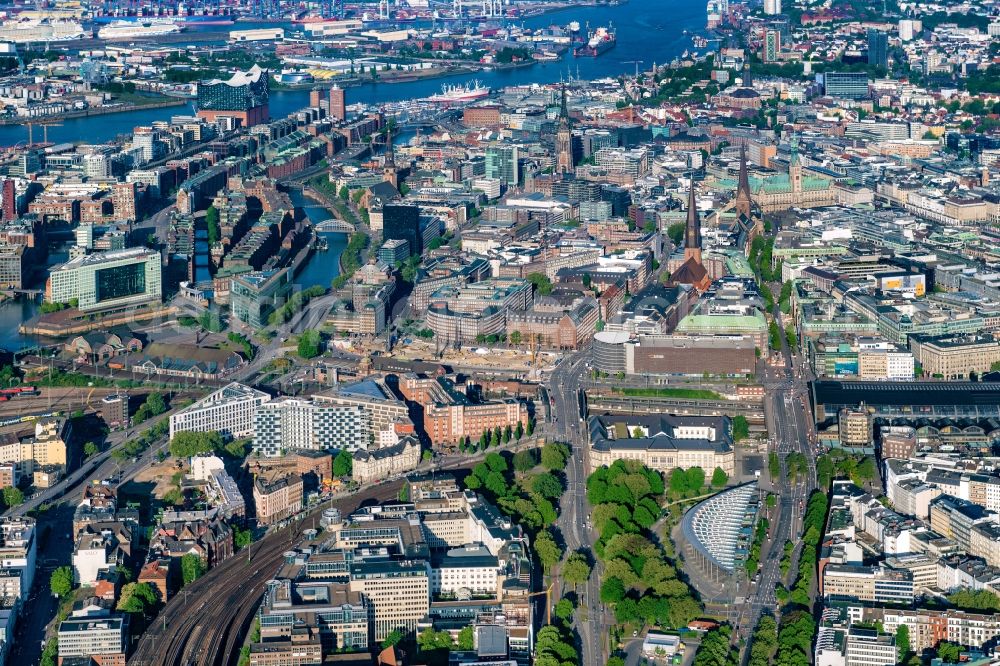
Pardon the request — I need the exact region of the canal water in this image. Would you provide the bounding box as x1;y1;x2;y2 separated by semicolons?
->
0;193;346;351
0;0;704;146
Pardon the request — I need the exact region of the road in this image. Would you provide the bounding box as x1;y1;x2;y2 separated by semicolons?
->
737;296;817;653
548;351;605;666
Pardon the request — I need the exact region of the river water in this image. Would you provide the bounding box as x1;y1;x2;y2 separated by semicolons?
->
0;0;704;146
0;0;704;348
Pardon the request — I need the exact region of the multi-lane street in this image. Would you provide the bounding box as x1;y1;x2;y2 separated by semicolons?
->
547;351;605;666
738;300;817;652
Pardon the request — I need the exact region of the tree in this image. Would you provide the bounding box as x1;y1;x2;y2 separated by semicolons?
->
1;486;24;507
205;205;220;245
667;221;686;245
600;577;626;604
540;442;570;471
534;529;563;572
297;330;322;359
553;598;574;622
896;625;910;663
510;330;522;346
83;441;99;458
937;641;962;663
181;553;206;586
169;431;222;458
118;582;159;613
338;185;349;200
234;526;253;549
562;552;592;587
382;629;404;649
513;449;537;472
531;473;563;500
527;272;554;296
514;420;524;440
853;456;877;486
732;415;750;441
711;467;728;488
457;625;475;650
333;450;353;477
50;566;74;597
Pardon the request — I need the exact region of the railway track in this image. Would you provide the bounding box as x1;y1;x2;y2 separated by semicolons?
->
129;482;401;666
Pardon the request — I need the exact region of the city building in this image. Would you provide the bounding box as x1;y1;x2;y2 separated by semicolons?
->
352;436;421;484
909;335;1000;380
824;72;870;99
58;610;129;666
845;627;895;666
485;145;519;187
587;414;736;475
169;382;271;441
100;394;129;430
382;203;422;256
348;558;430;641
196;65;270;127
253;475;304;526
46;247;162;312
678;483;760;593
252;398;372;457
867;29;888;69
230;269;293;329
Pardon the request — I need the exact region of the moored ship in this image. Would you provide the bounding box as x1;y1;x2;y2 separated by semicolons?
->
424;81;491;104
573;24;616;57
0;18;88;43
98;19;182;40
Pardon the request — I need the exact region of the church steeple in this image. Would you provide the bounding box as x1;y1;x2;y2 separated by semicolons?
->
735;143;754;219
684;177;702;263
383;124;398;187
556;84;574;175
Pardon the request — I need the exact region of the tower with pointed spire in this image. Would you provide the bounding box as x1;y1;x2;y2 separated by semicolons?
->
556;85;574;176
789;134;802;194
383;124;398;188
734;144;754;219
670;176;711;292
684;177;702;264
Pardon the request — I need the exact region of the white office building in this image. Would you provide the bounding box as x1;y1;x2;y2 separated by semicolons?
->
169;382;271;441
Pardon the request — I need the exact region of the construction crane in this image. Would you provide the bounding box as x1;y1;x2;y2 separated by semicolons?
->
526;583;555;625
26;121;62;147
623;60;644;78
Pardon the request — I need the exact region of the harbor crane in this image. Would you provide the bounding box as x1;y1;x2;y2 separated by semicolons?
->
623;60;644;78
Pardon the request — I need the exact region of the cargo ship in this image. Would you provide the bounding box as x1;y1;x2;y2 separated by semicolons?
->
424;81;491;104
573;24;615;57
98;19;182;39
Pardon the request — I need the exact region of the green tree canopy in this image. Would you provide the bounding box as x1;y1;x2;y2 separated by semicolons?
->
50;566;74;597
333;450;353;477
169;431;222;458
181;553;206;586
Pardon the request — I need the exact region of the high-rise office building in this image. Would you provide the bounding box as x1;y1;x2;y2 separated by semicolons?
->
763;0;781;14
764;29;781;63
382;203;422;255
329;84;346;121
824;72;870;99
867;29;888;69
2;179;15;220
485;145;519;186
309;86;323;109
196;65;270;127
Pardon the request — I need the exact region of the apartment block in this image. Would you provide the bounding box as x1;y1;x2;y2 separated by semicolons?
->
169;382;271;441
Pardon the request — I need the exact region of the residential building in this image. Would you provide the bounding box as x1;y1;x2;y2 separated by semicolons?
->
252;398;371;457
58;610;129;666
254;475;304;526
169;383;270;441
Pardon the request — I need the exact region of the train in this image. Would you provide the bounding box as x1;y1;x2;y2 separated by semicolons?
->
0;386;40;402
